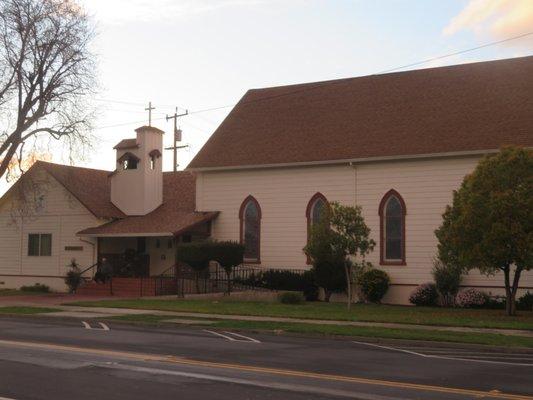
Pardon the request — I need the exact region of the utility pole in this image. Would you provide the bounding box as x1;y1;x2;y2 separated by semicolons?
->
145;101;155;126
165;107;189;172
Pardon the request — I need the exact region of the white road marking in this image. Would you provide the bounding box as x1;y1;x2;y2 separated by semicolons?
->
99;322;110;331
0;397;17;400
81;321;110;331
203;330;260;343
352;341;533;366
222;331;261;343
203;330;237;341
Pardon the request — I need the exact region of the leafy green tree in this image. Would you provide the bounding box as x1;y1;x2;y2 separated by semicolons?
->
329;202;376;309
304;216;346;302
435;147;532;316
305;202;376;308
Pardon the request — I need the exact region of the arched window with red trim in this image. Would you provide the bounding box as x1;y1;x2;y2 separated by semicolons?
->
305;193;328;263
239;195;261;263
379;189;406;265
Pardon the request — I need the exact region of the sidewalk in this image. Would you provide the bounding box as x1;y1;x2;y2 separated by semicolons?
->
3;297;532;338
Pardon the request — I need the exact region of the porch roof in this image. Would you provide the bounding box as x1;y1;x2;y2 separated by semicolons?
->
77;210;219;237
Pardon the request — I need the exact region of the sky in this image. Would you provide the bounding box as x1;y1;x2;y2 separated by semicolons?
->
1;0;533;194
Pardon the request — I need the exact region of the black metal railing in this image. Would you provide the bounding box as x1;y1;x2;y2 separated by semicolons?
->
154;264;179;296
162;264;309;297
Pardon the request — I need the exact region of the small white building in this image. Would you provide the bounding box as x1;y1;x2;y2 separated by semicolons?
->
0;126;216;292
0;56;531;302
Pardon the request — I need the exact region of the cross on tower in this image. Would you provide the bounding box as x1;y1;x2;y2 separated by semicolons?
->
145;101;155;126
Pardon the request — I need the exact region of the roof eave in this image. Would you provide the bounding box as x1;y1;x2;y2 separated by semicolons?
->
77;232;174;237
187;148;512;172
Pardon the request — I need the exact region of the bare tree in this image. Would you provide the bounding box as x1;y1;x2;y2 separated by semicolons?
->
0;0;96;181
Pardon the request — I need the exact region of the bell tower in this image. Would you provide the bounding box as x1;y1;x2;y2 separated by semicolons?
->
110;126;164;215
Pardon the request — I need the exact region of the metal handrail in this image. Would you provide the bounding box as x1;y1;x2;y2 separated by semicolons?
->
157;264;177;277
79;262;98;277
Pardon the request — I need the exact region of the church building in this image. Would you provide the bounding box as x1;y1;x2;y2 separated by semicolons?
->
0;55;532;303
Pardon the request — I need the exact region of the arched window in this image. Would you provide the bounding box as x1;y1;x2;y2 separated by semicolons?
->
305;193;328;264
117;152;139;170
379;189;406;265
239;195;261;263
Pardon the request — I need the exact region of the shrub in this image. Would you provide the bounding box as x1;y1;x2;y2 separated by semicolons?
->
455;288;487;308
20;283;50;293
359;269;390;303
431;259;462;306
278;291;305;304
304;214;346;301
175;241;211;271
484;294;506;310
64;259;83;294
517;291;533;311
353;261;373;301
235;269;318;301
209;241;245;295
311;257;346;302
301;270;319;301
409;283;438;306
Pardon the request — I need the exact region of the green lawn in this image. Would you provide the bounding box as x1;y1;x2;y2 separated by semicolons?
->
0;306;59;314
109;313;533;348
68;298;533;330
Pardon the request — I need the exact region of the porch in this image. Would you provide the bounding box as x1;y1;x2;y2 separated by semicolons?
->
76;209;218;296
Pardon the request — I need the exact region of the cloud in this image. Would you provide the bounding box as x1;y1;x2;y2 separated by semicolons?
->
444;0;533;43
81;0;271;24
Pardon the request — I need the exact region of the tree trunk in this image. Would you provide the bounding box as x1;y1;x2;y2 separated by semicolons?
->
345;262;351;310
226;270;232;296
195;271;200;294
503;266;522;316
324;289;331;302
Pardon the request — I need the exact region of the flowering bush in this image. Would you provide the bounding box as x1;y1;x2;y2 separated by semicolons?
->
455;289;487;308
409;283;438;306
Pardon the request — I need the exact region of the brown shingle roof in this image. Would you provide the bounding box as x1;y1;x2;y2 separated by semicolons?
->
38;161;125;219
76;170;218;236
188;56;533;170
113;138;138;150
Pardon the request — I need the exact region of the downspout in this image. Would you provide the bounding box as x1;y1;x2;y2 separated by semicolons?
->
79;237;96;267
349;162;357;205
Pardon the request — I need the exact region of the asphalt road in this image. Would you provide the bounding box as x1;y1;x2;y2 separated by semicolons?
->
0;316;531;400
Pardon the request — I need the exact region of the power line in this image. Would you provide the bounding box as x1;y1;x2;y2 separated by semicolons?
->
92;30;533;127
378;31;533;74
96;116;166;130
187;30;533;114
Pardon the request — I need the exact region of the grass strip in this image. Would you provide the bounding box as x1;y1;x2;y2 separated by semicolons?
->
0;289;50;297
68;298;533;330
108;313;533;348
0;306;60;314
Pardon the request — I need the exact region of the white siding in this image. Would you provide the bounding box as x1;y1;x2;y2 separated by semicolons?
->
196;155;532;302
199;164;355;267
0;169;102;287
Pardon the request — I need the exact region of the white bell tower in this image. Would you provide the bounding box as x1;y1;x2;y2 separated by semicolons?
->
110;126;164;216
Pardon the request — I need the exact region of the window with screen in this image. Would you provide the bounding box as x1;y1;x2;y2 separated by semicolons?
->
379;190;406;265
28;234;52;256
239;196;261;262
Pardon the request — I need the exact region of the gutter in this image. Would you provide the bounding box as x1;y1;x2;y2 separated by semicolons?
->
186;148;504;173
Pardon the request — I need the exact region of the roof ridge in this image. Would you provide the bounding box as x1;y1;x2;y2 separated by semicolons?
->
248;55;533;93
36;160;111;173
